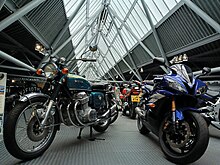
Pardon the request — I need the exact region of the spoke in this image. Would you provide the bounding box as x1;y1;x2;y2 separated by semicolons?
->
18;134;28;143
23;110;28;124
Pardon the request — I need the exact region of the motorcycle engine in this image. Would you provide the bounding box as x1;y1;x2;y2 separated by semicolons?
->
60;92;97;126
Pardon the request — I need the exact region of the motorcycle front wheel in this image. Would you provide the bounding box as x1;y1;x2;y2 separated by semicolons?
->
3;97;57;160
159;111;209;164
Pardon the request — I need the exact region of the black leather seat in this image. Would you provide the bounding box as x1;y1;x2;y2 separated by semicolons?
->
91;83;109;91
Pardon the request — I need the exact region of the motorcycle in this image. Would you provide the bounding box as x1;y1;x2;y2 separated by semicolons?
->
3;57;117;160
120;82;141;119
197;85;220;130
135;57;211;164
129;81;141;119
120;83;131;115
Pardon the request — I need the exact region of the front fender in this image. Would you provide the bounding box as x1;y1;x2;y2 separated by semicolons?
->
19;92;49;102
176;107;201;120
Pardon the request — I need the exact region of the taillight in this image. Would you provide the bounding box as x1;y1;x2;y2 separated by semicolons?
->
132;90;140;95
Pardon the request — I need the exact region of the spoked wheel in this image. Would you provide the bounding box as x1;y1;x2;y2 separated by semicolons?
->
3;97;57;160
159;111;209;164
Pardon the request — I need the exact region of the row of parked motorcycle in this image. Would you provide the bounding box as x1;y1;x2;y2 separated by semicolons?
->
2;56;220;164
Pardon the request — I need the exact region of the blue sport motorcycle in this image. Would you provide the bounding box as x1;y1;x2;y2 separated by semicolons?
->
135;58;211;164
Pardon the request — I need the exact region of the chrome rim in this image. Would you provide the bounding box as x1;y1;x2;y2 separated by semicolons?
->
15;102;55;153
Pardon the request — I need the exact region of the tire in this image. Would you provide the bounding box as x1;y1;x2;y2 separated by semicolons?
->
137;116;150;135
159;111;209;164
3;97;57;160
93;118;111;132
130;103;137;119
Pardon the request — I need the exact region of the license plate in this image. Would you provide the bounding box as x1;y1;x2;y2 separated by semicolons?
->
131;95;140;102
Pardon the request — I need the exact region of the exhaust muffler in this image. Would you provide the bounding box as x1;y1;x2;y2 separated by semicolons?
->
135;107;144;118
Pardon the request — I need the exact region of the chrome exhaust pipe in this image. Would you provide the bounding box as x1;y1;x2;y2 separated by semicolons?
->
101;104;117;118
110;104;117;116
135;106;144;118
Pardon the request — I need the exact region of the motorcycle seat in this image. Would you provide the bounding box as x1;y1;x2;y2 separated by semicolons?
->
91;83;109;91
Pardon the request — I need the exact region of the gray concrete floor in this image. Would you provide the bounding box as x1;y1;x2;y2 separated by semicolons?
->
1;114;220;165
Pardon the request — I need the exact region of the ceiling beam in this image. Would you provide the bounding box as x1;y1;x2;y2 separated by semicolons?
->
0;50;36;72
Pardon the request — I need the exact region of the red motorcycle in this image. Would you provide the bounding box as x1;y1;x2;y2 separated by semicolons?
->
120;81;141;119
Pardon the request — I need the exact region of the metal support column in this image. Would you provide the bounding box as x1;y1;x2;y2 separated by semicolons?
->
0;32;41;60
0;0;46;31
183;0;220;34
0;0;6;11
108;7;168;73
108;8;142;81
98;47;125;81
68;32;99;71
51;0;85;49
50;6;104;58
141;0;169;66
100;33;126;80
0;50;36;72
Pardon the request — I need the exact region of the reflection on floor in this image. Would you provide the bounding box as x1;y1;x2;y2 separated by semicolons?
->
1;113;220;165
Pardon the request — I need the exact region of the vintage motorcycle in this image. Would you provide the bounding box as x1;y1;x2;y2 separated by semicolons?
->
197;86;220;130
135;57;211;164
3;57;117;160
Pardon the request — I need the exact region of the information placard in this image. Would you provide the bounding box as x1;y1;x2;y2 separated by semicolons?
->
0;72;7;135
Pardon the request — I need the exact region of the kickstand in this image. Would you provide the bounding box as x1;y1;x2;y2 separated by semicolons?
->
88;126;105;141
77;127;84;139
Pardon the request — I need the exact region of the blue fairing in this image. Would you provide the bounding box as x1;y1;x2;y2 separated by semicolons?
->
176;107;199;120
194;79;207;95
157;90;175;96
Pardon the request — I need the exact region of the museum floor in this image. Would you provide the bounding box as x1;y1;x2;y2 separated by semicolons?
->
1;113;220;165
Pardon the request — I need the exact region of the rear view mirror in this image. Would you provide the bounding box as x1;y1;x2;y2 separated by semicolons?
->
153;57;165;65
202;67;211;75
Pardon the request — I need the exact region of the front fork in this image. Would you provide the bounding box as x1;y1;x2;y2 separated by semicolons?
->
171;97;176;124
170;97;179;132
40;83;61;127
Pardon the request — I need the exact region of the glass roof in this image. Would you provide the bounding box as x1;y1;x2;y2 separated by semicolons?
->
63;0;180;80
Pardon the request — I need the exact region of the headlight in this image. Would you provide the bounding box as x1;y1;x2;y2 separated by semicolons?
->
44;63;58;79
166;78;187;93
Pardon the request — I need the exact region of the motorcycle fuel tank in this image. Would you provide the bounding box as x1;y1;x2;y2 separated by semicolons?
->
67;74;91;91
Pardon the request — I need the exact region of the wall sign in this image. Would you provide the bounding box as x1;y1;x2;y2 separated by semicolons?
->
0;72;6;135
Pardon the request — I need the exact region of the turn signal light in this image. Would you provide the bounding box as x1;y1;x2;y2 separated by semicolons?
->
36;69;43;75
148;103;155;108
62;68;69;74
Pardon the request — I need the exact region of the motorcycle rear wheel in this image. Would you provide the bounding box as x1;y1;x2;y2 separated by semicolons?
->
130;103;137;119
137;116;150;135
159;111;209;164
3;97;57;160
